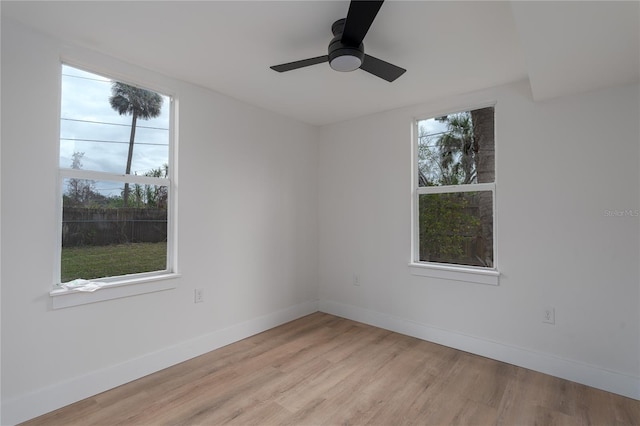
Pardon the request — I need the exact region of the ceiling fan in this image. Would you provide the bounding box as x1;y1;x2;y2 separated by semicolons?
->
270;0;406;82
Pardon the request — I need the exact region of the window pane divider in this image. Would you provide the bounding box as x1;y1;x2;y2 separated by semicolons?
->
60;168;169;186
417;182;495;195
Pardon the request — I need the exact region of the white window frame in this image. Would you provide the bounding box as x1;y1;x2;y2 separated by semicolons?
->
409;104;499;286
51;62;179;308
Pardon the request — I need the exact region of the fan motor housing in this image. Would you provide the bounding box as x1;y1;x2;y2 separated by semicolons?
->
328;18;364;72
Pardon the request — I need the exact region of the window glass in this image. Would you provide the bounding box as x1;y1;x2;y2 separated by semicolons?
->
418;191;493;267
60;65;170;174
59;64;172;285
415;106;495;269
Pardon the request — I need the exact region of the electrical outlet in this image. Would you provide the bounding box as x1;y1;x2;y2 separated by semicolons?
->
543;307;555;324
353;274;360;286
194;288;204;303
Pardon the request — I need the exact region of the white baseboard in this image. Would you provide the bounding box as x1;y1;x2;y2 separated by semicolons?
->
2;300;319;425
319;299;640;401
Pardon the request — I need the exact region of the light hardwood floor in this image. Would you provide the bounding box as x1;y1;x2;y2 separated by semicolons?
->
22;312;640;425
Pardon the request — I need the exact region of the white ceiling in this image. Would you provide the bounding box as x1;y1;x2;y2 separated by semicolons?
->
3;1;638;126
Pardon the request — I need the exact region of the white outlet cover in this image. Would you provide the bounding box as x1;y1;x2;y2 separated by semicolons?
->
543;306;555;324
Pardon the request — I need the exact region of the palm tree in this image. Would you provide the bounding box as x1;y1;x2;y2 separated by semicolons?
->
470;106;495;266
437;108;494;266
109;82;163;206
434;112;476;185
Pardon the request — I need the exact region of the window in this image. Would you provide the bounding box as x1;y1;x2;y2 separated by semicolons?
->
411;106;497;283
56;64;175;294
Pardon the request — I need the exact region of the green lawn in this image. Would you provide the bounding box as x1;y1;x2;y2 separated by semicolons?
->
61;242;167;283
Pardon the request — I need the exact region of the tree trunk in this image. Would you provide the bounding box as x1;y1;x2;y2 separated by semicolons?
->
470;107;494;266
123;113;138;207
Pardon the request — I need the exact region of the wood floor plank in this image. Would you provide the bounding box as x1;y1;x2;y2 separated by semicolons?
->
361;362;438;425
318;335;425;425
224;401;292;426
21;312;640;426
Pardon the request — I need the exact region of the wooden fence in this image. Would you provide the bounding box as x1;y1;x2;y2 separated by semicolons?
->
62;207;167;247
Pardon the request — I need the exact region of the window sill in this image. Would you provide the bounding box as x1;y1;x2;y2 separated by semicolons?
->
409;262;499;286
50;273;180;309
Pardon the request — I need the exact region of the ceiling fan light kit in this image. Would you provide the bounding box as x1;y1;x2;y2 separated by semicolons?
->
270;0;406;82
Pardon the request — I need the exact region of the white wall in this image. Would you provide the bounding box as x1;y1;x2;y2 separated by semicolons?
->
1;19;318;424
318;80;640;398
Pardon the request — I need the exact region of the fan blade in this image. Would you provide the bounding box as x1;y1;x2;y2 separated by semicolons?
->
360;54;406;82
270;55;329;72
342;0;384;46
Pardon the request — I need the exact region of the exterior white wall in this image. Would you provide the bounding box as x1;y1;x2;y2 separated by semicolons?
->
1;19;319;424
318;79;640;398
